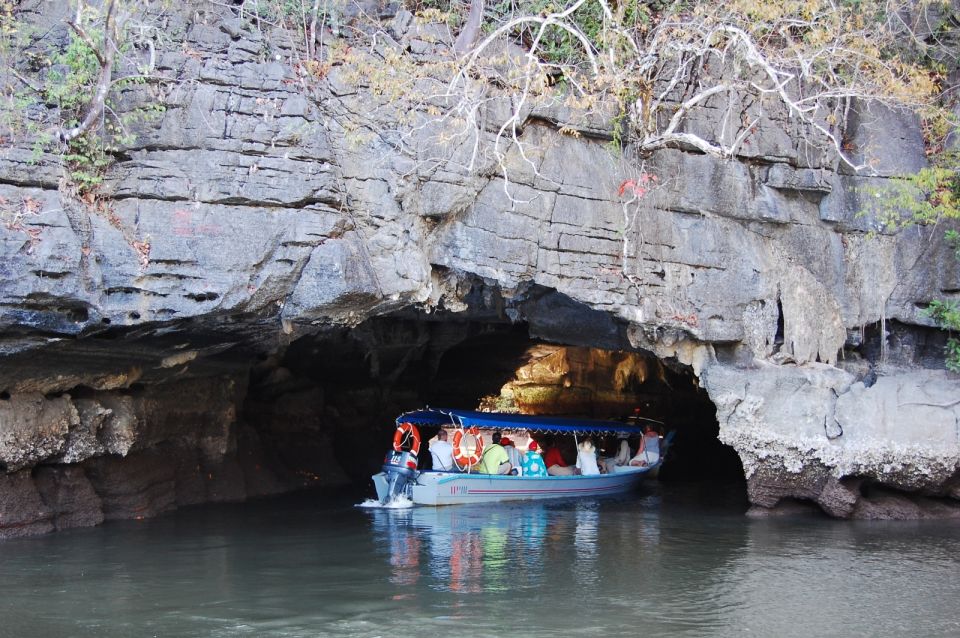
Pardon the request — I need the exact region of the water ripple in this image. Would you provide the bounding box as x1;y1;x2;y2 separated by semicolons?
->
1;487;958;637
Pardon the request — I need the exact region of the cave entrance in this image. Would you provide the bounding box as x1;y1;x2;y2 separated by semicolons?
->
242;315;744;489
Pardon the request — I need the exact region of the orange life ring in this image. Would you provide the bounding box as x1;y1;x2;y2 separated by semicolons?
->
452;427;484;469
393;422;421;457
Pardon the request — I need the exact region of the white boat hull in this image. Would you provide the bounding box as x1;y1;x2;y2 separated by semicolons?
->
390;466;652;505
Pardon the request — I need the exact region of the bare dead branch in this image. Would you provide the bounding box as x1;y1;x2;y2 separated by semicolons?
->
308;0;321;60
453;0;485;56
9;68;42;95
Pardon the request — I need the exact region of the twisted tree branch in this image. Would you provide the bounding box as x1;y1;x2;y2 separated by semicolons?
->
60;0;116;144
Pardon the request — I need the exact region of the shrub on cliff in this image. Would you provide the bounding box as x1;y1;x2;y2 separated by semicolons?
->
1;0;168;196
870;146;960;371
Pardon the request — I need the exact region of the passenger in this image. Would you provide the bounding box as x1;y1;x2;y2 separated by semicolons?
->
630;425;661;467
429;429;456;472
521;440;548;477
599;435;631;473
476;432;512;475
500;436;523;476
544;440;576;476
614;435;631;466
576;439;601;476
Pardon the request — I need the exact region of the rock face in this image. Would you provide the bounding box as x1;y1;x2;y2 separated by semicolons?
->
0;0;958;536
709;365;960;517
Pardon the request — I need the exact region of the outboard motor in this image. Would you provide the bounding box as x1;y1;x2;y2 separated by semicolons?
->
377;450;418;502
372;422;422;503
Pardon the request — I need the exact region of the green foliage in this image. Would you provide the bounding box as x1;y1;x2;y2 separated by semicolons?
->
29;129;53;163
0;0;15;38
63;133;112;191
872;161;960;231
0;1;33;141
0;0;175;214
869;132;960;371
43;27;113;193
404;0;455;12
0;86;33;142
44;31;103;115
254;0;307;22
31;9;164;195
608;88;635;154
946;229;960;259
62;98;165;194
926;299;960;372
251;0;342;37
488;0;651;68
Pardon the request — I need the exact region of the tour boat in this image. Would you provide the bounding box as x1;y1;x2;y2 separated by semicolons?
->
371;408;666;506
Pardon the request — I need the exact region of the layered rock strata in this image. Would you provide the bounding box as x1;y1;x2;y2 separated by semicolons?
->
0;0;958;536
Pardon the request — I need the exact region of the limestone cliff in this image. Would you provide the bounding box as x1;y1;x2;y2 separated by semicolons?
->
0;0;958;536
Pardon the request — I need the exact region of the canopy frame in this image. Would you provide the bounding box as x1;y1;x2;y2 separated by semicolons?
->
396;407;651;437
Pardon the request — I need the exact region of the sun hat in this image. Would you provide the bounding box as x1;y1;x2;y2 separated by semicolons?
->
500;437;514;447
528;440;539;451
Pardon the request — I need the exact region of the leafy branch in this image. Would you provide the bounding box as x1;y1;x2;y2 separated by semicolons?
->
866;137;960;370
927;297;960;372
59;0;119;144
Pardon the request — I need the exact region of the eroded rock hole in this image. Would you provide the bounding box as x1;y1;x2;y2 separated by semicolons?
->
242;316;744;487
774;297;785;348
857;319;948;369
0;306;744;539
68;307;89;323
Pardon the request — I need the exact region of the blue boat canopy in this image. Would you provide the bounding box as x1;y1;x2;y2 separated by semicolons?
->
396;408;650;436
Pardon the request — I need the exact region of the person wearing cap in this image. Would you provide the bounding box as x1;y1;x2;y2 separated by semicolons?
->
500;436;524;476
476;431;512;475
521;440;547;477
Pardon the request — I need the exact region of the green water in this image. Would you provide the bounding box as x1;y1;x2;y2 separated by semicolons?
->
1;484;958;637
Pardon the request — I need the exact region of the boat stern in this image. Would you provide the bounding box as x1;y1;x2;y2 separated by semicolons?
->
372;450;418;503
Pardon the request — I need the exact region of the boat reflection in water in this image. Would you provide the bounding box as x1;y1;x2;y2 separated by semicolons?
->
370;502;556;594
574;503;600;588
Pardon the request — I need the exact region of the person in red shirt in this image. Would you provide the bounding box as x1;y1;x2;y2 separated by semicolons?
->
544;441;576;476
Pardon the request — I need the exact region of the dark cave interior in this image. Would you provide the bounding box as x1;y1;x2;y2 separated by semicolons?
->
0;287;754;536
242;315;746;489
